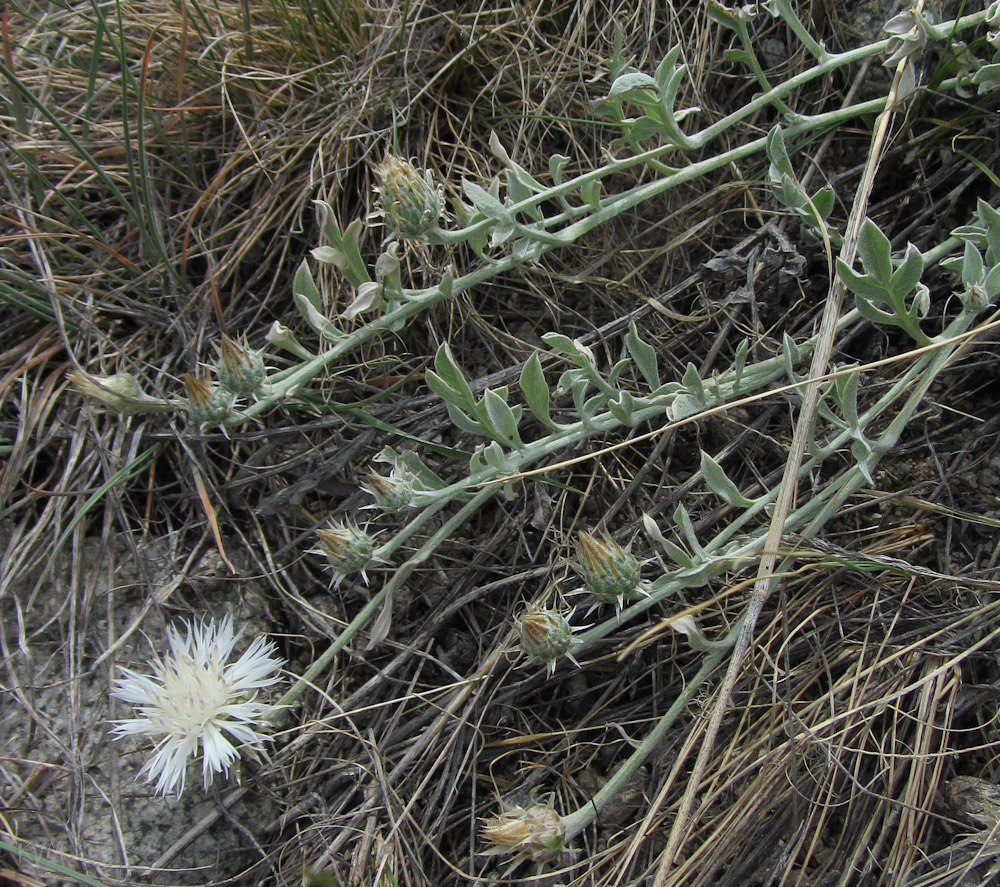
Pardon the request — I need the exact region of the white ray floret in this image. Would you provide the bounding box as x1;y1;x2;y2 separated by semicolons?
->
110;615;284;797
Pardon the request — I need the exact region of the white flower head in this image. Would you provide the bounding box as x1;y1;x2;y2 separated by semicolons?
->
110;615;284;797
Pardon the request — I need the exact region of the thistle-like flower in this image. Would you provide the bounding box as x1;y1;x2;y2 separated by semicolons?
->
110;615;284;797
362;466;416;511
183;374;236;430
373;155;443;239
480;797;565;862
216;334;267;397
515;605;582;675
575;530;643;611
313;519;376;586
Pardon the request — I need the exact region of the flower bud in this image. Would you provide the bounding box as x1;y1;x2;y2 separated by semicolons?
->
68;370;172;416
265;321;314;360
576;531;641;608
516;606;578;675
216;334;266;397
314;520;375;585
183;375;235;429
374;155;443;239
363;468;415;511
960;281;993;313
480;799;565;861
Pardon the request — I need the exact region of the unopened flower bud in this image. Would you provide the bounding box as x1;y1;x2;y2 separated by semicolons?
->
960;282;993;313
374;155;443;239
314;520;375;585
68;370;173;416
217;334;266;396
516;606;579;675
183;375;234;429
265;321;314;360
363;468;415;511
576;531;642;608
480;799;565;861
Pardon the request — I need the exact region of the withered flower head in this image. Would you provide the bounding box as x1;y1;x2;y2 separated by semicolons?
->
480;798;565;862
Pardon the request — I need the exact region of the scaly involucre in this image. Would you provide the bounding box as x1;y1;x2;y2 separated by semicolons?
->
110;615;284;797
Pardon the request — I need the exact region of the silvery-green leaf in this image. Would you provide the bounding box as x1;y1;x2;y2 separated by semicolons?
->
608;390;636;426
293;260;323;313
581;392;606;423
462;180;513;224
857;219;893;285
293;290;341;340
446;402;488;438
654;45;682;93
836;258;886;300
428;344;476;410
810;187;835;220
670;393;703;420
469;444;486;474
850;437;874;485
732;338;749;391
580;179;601;210
482;388;521;447
975;199;1000;263
490;223;516;249
511;237;543;263
626;322;660;388
852;295;897;328
673;503;705;556
313;205;370;286
984;263;1000;299
608;71;659;99
506;172;541;214
520;353;560;430
642;513;696;568
700;451;756;507
890;243;924;297
311;245;347;267
961;240;985;289
569;376;589;416
555;368;582;397
779;334;800;384
483;441;511;471
833;367;861;428
681;362;705;398
439;266;455;300
782;332;800;362
627;115;668;143
549;154;569;185
489;131;513;166
366;589;393;649
766;126;793;181
608;357;630;386
466;224;489;256
816;393;848;429
774;172;802;209
543;332;594;367
343;282;383;320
